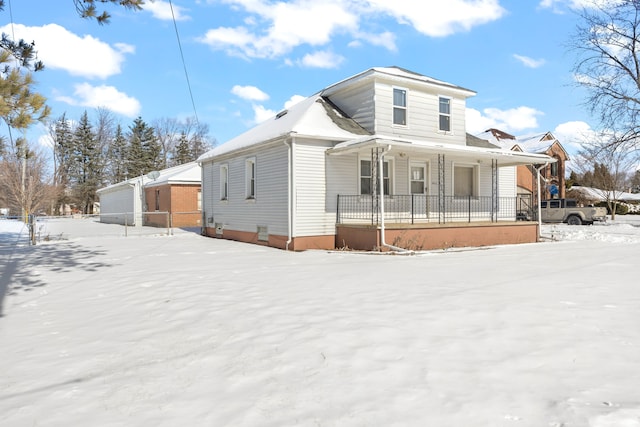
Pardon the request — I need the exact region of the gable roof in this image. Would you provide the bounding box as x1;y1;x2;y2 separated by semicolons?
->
322;66;476;98
477;128;569;159
197;95;369;162
144;162;201;188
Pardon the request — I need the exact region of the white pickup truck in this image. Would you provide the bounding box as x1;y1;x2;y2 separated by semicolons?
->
539;199;607;225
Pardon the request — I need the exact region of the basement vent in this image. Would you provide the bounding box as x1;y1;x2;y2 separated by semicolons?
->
215;223;223;235
257;226;268;242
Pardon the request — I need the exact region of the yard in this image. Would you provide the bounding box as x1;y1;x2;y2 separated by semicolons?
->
1;217;639;426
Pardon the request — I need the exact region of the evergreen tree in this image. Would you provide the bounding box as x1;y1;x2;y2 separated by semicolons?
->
70;111;101;214
126;117;161;177
173;132;192;165
52;114;74;213
107;124;128;183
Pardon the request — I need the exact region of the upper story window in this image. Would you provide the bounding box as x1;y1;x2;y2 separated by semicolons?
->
393;88;407;126
360;159;392;195
220;164;228;200
439;97;451;132
550;158;559;177
245;158;256;199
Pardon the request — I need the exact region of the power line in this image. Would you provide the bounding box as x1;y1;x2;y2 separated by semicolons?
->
168;0;199;126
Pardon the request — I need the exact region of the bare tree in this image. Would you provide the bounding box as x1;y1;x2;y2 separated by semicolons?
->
570;0;640;148
154;116;215;167
0;139;53;216
573;135;639;219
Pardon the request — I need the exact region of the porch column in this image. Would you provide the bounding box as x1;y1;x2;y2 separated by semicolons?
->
491;159;498;222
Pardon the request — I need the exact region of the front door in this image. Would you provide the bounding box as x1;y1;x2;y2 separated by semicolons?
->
410;162;428;219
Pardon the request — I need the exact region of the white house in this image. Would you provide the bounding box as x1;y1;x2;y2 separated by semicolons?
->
198;67;554;251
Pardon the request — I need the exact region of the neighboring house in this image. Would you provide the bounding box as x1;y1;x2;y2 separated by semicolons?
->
144;162;202;228
97;162;201;228
198;66;553;251
477;129;569;211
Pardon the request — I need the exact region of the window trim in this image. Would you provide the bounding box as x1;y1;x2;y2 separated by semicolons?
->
358;156;394;196
245;157;256;200
220;163;229;201
438;96;452;133
392;87;408;127
452;163;479;198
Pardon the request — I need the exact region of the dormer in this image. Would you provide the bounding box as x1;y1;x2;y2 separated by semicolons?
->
320;66;476;146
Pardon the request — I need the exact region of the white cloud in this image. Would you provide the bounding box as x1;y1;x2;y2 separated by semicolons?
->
365;0;506;37
354;31;397;51
0;23;133;79
200;0;504;61
539;0;622;12
466;106;543;134
231;85;270;101
513;54;546;68
56;83;141;117
553;120;597;152
284;95;306;109
299;51;345;69
199;1;357;59
143;0;190;20
252;104;276;123
251;94;306;124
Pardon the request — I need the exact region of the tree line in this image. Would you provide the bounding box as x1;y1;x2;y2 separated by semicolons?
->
0;110;214;216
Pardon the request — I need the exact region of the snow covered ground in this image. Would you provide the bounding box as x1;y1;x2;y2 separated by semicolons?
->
1;217;639;427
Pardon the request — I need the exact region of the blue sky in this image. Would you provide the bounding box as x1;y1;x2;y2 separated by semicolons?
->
2;0;601;154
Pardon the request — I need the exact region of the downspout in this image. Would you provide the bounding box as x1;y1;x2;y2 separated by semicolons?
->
284;137;293;250
199;160;206;235
535;162;549;239
378;145;410;253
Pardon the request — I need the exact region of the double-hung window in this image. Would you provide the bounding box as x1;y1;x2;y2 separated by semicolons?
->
245;158;256;199
360;159;392;195
439;97;451;132
220;164;228;200
393;88;407;126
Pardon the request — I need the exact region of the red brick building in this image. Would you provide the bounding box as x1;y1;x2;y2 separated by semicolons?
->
477;129;570;209
143;163;202;228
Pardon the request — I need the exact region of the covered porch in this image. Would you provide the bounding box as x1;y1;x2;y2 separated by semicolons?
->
327;135;553;251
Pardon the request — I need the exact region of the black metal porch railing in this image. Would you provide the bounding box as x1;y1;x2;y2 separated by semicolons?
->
336;194;526;224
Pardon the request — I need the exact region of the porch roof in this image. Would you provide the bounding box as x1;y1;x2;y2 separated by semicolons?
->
326;135;556;167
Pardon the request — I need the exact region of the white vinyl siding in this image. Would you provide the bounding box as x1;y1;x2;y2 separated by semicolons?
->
294;140;337;236
498;166;516;198
211;144;289;236
98;185;135;225
201;161;215;225
374;82;467;145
